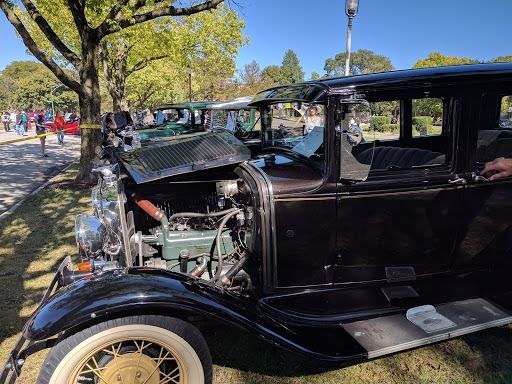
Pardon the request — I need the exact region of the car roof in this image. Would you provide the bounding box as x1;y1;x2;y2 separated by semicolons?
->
156;101;224;111
250;63;512;106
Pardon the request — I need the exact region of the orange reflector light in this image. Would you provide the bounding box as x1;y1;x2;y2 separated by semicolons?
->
78;261;91;271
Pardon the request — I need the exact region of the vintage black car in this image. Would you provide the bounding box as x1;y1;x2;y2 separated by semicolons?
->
2;63;512;384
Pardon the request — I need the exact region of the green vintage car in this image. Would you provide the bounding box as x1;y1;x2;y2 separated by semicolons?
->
137;101;222;142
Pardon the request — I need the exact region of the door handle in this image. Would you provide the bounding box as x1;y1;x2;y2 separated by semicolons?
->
472;172;490;182
448;176;466;185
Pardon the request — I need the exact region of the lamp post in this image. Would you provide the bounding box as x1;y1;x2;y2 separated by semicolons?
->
187;66;192;102
344;0;359;76
50;83;64;119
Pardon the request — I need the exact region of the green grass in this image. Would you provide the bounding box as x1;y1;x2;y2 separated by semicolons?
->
0;163;511;383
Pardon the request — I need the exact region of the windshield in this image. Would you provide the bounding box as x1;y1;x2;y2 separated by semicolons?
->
261;102;325;159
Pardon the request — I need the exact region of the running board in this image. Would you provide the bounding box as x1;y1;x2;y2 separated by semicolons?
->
343;298;512;359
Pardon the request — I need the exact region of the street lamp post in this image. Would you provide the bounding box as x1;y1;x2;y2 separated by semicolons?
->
344;0;359;76
187;66;192;102
50;84;64;119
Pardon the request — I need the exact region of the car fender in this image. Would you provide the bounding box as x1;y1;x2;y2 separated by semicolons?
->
27;268;296;344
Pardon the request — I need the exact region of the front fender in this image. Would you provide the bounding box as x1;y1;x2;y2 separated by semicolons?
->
25;267;258;341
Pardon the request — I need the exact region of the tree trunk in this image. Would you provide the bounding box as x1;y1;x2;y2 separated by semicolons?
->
76;40;102;184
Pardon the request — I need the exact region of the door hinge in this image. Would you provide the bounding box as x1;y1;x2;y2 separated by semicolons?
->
336;195;342;207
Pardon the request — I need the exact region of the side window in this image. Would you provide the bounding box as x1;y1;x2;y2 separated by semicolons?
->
476;95;512;164
356;97;448;172
499;96;512;127
412;98;443;137
363;100;400;142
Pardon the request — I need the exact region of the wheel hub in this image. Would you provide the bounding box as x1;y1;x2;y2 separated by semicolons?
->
101;352;159;384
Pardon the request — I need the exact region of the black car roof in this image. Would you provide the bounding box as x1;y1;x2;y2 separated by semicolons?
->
250;63;512;106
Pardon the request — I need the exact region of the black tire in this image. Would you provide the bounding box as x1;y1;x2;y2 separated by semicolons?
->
37;315;212;384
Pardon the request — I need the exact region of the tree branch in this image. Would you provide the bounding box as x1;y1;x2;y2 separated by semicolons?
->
97;0;224;39
18;0;80;67
0;0;81;94
127;55;167;77
67;0;89;38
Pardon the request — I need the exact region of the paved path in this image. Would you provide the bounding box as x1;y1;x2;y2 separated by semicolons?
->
0;128;81;218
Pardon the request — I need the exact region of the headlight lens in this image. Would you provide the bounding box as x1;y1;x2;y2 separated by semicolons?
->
75;214;105;258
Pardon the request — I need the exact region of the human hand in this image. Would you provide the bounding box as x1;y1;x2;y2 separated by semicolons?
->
481;158;512;181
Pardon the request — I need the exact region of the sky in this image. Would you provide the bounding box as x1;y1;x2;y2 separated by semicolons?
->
1;0;511;79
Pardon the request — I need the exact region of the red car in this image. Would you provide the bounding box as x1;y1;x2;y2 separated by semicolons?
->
45;119;80;135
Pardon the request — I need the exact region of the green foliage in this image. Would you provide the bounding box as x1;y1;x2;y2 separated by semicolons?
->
372;116;391;132
413;98;442;119
371;100;400;117
235;60;276;97
310;71;320;80
413;52;481;68
324;49;395;77
382;124;399;133
412;116;432;130
491;56;512;63
261;65;281;84
1;61;78;112
279;50;304;84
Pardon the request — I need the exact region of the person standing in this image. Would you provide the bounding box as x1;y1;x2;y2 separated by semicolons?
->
54;113;65;145
10;110;16;128
35;109;49;157
2;112;10;132
22;111;28;132
15;110;24;136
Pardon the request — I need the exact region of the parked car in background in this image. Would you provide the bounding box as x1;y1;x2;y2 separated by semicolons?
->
3;63;512;384
44;114;80;135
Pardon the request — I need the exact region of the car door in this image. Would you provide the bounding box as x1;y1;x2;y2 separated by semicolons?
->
460;90;512;311
335;95;464;303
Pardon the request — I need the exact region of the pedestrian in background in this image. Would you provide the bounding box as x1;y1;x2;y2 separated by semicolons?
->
35;109;49;157
22;111;28;132
2;112;10;132
15;110;24;136
54;113;65;145
10;110;16;127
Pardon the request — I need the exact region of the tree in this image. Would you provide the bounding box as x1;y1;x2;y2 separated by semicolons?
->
490;56;512;63
236;60;276;96
261;65;281;85
0;0;224;183
1;61;78;112
98;4;246;111
310;71;320;81
324;49;394;77
279;49;304;84
412;52;481;68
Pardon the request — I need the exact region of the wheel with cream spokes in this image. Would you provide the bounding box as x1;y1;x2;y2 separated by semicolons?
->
37;315;212;384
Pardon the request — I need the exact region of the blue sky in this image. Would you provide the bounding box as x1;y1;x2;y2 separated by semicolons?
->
1;0;511;79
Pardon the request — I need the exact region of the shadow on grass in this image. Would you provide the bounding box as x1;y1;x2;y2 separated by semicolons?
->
0;167;92;348
206;322;512;384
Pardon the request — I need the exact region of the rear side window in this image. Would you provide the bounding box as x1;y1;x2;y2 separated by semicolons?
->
412;98;443;137
476;94;512;164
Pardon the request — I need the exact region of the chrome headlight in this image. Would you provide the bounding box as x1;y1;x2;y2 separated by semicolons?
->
75;214;106;258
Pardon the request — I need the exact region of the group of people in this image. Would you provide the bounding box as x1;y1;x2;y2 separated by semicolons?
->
1;110;30;134
0;109;80;157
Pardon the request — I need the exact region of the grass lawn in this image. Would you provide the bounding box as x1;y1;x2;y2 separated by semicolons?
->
0;164;511;383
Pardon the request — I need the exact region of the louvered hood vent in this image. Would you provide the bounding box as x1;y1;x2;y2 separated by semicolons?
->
116;131;252;183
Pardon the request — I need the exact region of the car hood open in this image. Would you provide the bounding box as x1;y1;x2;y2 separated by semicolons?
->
115;130;252;183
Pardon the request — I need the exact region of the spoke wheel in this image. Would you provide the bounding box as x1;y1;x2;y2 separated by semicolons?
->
70;337;187;383
37;316;212;384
